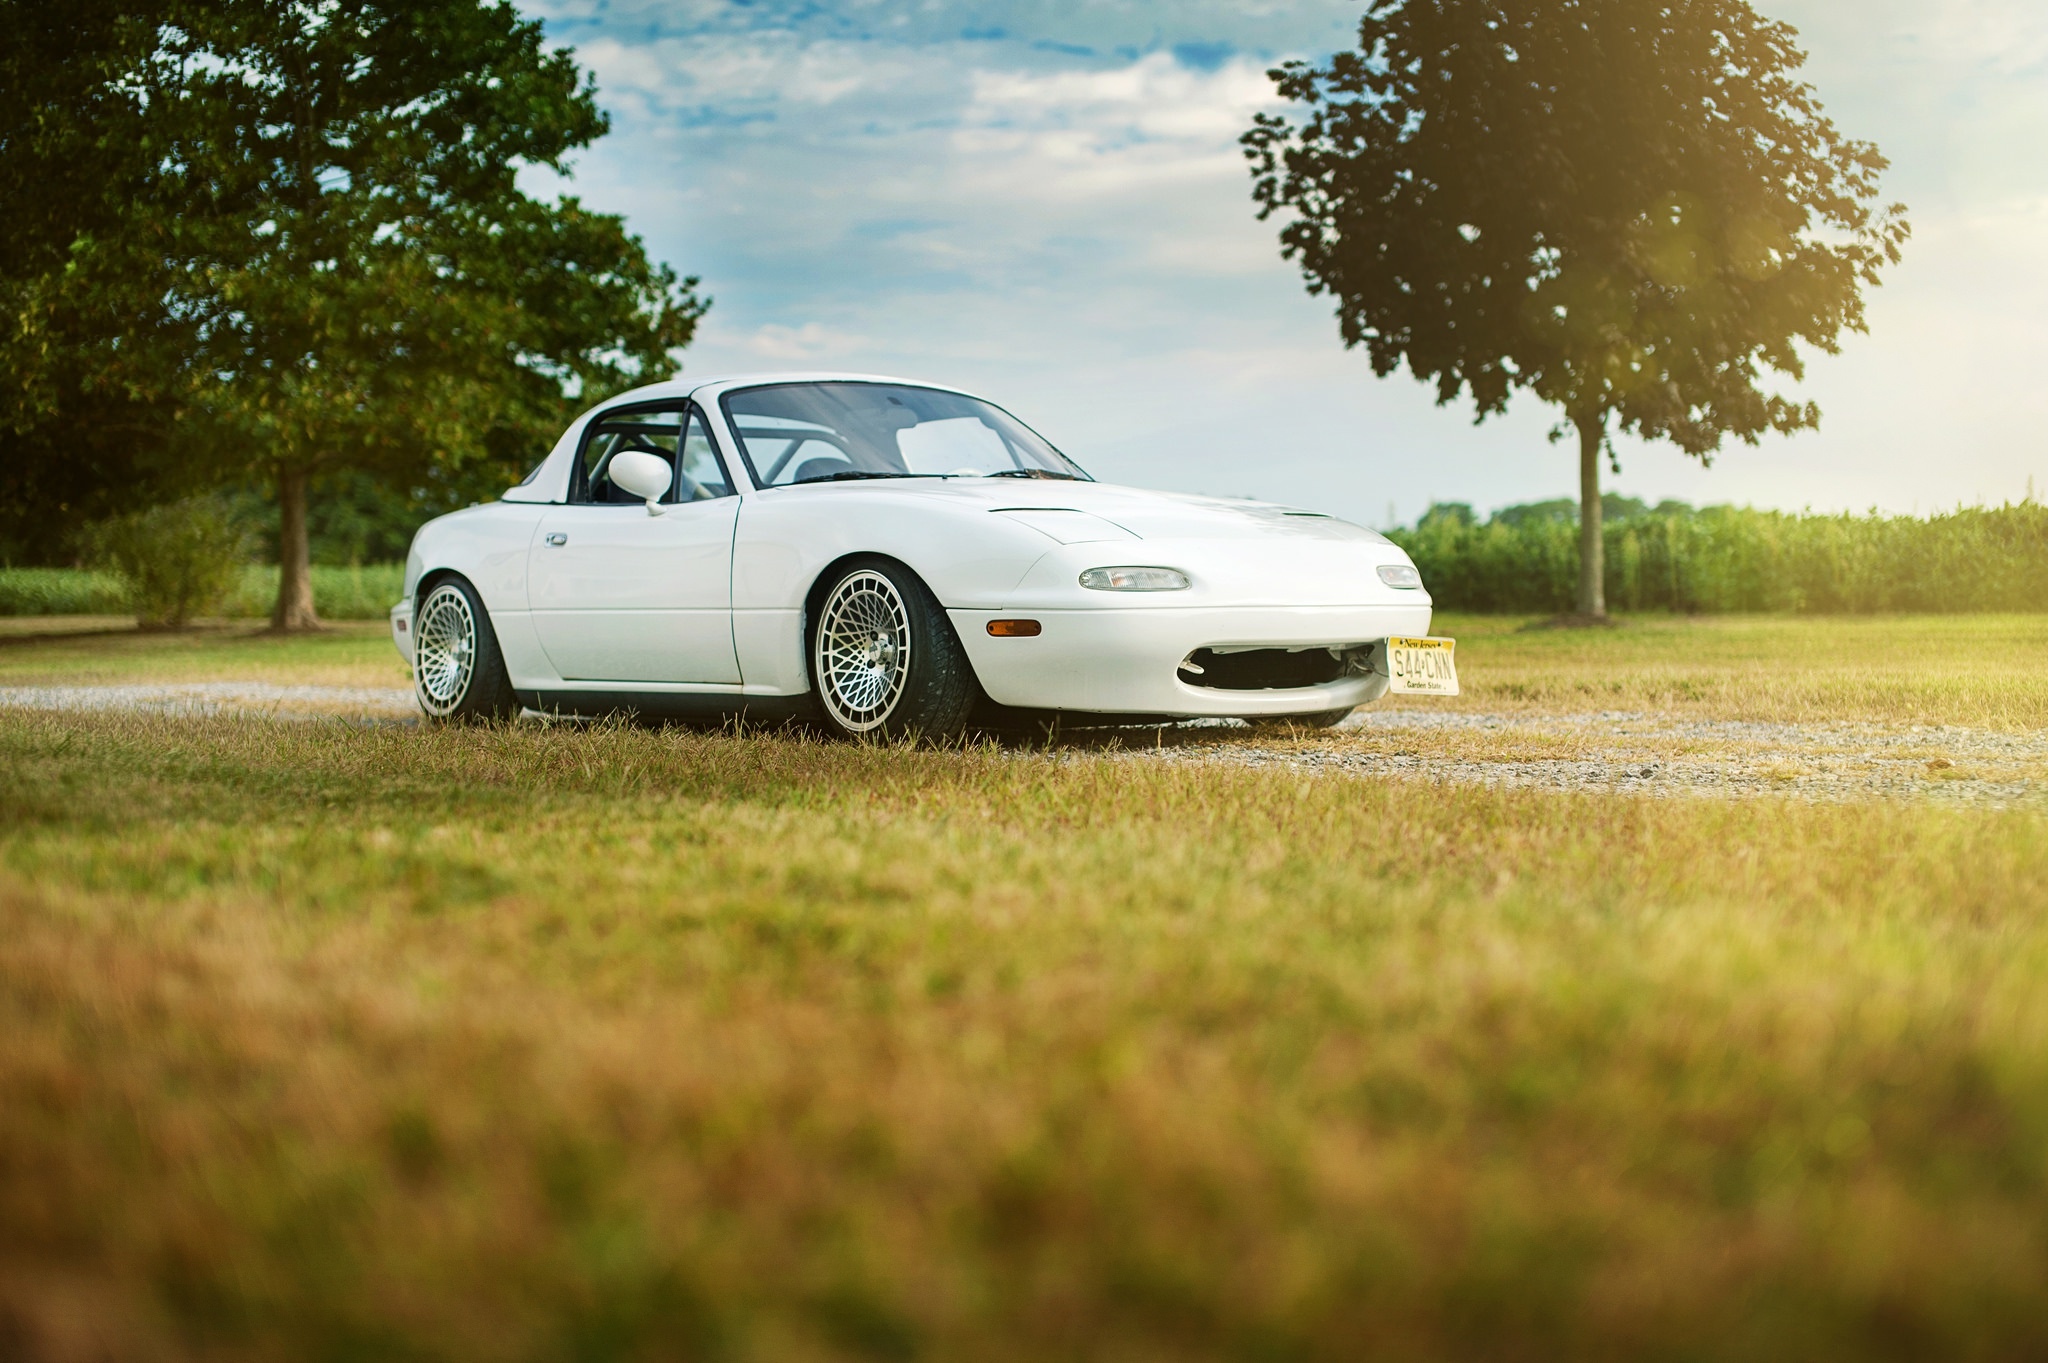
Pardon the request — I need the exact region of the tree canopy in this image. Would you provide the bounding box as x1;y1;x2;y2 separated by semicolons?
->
1244;0;1907;617
1;0;704;626
0;1;193;558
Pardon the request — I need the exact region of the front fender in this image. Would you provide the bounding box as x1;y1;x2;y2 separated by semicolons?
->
729;487;1061;695
732;488;1058;611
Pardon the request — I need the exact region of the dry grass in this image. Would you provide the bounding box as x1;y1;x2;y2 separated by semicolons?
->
5;708;2048;1360
1411;612;2048;729
1153;711;2048;808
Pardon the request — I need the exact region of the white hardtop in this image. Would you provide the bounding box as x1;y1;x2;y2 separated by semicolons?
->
502;371;993;503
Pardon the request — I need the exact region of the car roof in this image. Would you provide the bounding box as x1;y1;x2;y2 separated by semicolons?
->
501;372;1002;504
600;371;990;406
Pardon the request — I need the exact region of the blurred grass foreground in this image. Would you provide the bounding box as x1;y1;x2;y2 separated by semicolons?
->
5;712;2048;1359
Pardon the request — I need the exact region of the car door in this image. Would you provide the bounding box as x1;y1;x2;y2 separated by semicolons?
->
527;403;742;684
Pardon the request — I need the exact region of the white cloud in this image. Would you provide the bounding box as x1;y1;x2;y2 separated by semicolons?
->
574;37;675;97
949;53;1275;206
964;51;1272;139
716;321;875;361
1891;0;2048;74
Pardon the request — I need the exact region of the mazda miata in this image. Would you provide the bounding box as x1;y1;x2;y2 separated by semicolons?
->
390;374;1458;736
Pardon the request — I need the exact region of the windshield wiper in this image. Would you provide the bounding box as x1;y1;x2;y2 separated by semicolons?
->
989;468;1084;481
790;471;931;485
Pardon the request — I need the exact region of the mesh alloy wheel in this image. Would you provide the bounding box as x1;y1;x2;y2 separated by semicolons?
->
815;569;914;733
414;583;479;717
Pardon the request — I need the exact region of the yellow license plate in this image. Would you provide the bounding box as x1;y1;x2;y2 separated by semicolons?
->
1385;636;1459;695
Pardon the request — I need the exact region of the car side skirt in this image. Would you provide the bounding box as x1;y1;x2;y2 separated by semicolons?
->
517;689;814;726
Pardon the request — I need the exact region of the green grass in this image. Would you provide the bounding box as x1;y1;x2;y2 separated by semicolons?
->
0;620;402;687
0;566;130;615
4;618;2048;1359
221;562;403;620
0;563;402;620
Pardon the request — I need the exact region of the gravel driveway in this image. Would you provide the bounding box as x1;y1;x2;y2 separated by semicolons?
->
0;682;420;720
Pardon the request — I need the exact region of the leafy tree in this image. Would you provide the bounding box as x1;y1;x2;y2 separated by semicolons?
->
84;495;253;629
0;0;198;562
1244;0;1907;618
1416;501;1477;530
1492;498;1580;530
3;0;704;626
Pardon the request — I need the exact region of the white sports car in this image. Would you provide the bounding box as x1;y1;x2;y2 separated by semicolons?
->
390;373;1457;736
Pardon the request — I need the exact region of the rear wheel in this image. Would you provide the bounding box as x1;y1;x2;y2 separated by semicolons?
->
810;560;975;741
414;578;519;722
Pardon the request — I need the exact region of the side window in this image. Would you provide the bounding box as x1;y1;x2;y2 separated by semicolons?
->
674;408;735;501
576;406;686;505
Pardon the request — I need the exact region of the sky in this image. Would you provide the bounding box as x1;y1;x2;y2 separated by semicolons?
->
518;0;2048;527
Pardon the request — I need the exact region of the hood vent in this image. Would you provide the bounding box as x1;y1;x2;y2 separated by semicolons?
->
992;508;1139;544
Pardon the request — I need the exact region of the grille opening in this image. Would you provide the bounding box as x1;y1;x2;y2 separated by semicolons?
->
1179;646;1369;691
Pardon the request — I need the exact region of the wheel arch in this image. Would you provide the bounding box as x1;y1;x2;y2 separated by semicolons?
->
410;570;521;722
413;566;474;613
800;552;986;697
802;552;906;644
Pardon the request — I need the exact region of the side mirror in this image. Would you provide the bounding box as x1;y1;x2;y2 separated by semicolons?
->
608;450;672;514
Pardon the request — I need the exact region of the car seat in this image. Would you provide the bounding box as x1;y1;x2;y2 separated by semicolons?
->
792;455;854;484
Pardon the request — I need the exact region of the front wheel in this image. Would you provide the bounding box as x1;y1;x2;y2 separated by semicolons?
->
810;560;975;741
414;578;519;722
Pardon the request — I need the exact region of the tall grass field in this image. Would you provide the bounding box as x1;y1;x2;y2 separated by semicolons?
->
0;563;402;620
1392;499;2048;613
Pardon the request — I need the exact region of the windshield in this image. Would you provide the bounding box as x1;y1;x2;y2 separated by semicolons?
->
721;382;1091;488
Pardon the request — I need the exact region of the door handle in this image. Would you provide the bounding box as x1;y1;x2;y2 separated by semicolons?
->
545;533;568;547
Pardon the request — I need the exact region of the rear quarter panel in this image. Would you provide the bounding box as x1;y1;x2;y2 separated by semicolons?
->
405;503;551;686
405;504;544;611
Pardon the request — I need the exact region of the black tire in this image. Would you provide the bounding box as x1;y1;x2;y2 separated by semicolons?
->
809;558;976;741
413;576;520;723
1249;706;1355;732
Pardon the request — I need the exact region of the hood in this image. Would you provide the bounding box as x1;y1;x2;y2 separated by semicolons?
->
889;478;1392;545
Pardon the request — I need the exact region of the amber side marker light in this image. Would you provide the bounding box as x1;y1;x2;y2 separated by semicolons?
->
987;619;1043;637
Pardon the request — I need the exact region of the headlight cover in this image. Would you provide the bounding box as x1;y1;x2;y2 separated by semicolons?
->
1079;566;1191;592
1377;563;1423;589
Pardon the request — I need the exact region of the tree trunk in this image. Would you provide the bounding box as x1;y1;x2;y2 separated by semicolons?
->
271;464;321;632
1576;412;1606;620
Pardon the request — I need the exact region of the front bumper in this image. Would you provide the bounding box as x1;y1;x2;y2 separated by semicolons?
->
950;603;1433;717
389;600;414;666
